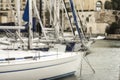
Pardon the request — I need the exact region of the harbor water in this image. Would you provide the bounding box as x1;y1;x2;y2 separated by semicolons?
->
59;40;120;80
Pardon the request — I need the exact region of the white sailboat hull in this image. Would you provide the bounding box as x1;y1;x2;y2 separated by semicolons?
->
0;51;80;80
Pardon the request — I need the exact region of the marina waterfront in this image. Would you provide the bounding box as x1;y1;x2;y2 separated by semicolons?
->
60;40;120;80
0;0;120;80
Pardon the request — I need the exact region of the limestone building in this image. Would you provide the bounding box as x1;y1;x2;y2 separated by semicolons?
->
65;0;111;11
0;0;111;35
0;0;26;23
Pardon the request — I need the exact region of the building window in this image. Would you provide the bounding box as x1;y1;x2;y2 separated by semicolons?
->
65;2;71;12
96;1;102;11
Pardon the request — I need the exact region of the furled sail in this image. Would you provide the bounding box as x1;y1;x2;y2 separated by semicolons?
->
23;0;29;22
22;0;36;32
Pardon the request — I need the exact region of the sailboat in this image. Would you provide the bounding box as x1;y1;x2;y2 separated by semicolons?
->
0;0;90;80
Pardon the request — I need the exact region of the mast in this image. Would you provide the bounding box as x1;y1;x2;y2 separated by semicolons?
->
54;0;60;38
61;0;75;36
76;0;86;40
39;0;42;19
33;0;47;40
49;0;52;25
61;0;64;36
69;0;84;45
56;0;60;37
43;0;46;26
28;0;33;49
16;0;21;36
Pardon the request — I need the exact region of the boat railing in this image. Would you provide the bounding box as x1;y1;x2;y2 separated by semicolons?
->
49;47;59;58
0;46;81;64
33;51;41;60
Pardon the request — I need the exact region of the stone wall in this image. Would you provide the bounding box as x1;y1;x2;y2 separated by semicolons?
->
65;0;111;11
0;16;7;23
96;23;108;34
95;10;116;23
78;11;109;34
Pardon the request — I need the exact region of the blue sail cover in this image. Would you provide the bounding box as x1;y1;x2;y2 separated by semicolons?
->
22;0;36;32
23;0;29;22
